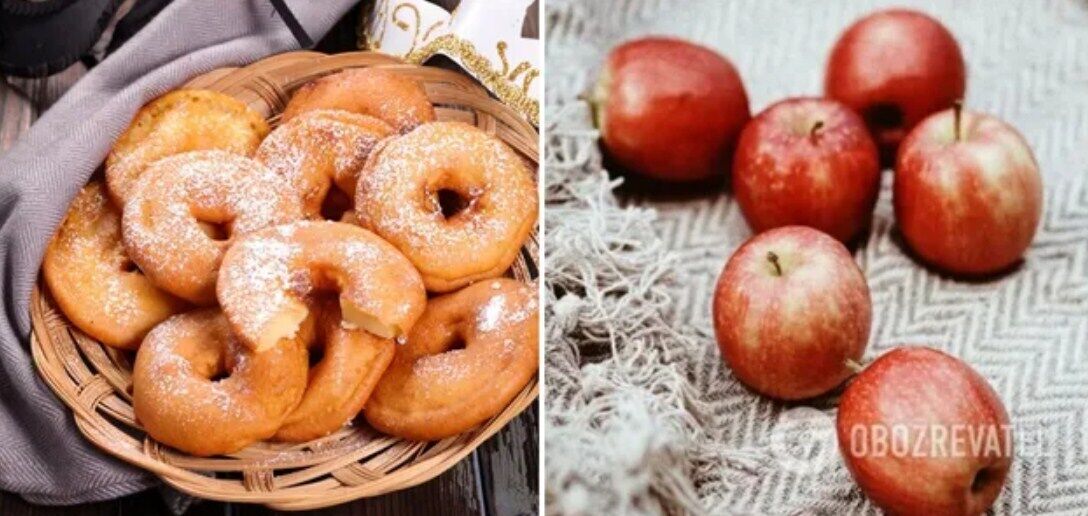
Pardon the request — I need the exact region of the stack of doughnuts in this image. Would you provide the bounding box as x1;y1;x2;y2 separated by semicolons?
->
43;68;539;457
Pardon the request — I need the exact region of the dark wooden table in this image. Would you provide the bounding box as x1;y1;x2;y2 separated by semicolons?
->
0;2;539;514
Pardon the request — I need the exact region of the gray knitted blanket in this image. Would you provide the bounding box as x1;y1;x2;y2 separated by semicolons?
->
544;1;1088;514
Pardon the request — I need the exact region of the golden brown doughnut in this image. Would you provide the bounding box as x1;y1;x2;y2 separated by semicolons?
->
365;278;539;441
106;90;269;205
121;151;303;305
281;68;435;133
42;182;186;350
255;109;394;217
274;300;395;442
133;309;309;456
217;221;427;352
355;122;538;293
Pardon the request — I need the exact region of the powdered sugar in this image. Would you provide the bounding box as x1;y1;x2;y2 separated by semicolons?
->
42;182;183;347
132;310;309;454
366;278;538;438
105;89;268;203
121;151;303;303
217;221;426;348
256;109;392;216
476;295;508;332
218;234;297;341
475;283;538;333
355;122;538;286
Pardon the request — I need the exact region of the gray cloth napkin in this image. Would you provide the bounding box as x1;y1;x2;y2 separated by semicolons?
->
0;0;356;505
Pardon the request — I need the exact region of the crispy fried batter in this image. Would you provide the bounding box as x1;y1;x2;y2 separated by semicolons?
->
106;90;269;205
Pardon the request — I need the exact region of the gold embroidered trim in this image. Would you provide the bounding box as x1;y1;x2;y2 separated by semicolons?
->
358;2;539;126
405;34;539;126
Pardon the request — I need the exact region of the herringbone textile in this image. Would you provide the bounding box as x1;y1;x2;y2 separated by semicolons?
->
544;1;1088;514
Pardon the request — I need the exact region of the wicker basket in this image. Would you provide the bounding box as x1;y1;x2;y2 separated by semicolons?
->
29;51;539;510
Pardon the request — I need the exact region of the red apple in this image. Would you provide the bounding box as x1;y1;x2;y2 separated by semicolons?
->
825;9;966;161
733;97;881;243
712;226;871;400
590;37;750;182
837;346;1013;516
895;104;1042;275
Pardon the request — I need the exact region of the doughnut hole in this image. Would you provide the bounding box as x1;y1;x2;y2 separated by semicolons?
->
118;258;139;273
190;202;240;246
425;172;482;222
197;220;232;242
172;324;235;383
308;344;326;367
305;290;342;349
320;188;354;221
445;332;468;351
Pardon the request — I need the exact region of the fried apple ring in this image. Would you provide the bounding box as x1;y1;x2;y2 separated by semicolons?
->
43;182;186;350
281;68;435;133
133;309;309;456
106;89;269;204
217;221;426;352
365;278;539;441
255;109;393;217
274;300;395;442
121;151;303;305
355;122;538;293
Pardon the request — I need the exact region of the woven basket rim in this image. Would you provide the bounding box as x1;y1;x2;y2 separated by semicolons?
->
29;50;539;510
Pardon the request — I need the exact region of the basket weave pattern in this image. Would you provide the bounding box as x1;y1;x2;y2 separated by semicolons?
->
29;51;538;510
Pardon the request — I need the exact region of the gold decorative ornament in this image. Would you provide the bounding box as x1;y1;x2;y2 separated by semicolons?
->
359;0;540;126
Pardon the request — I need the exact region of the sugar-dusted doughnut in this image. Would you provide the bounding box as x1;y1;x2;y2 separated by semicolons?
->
281;68;435;133
255;110;393;217
43;182;186;350
355;122;538;293
106;90;269;204
121;151;303;305
365;278;539;441
133;309;309;456
274;300;395;442
217;221;426;352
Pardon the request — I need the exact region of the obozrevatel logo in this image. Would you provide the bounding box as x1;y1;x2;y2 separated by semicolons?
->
846;423;1014;458
768;407;837;475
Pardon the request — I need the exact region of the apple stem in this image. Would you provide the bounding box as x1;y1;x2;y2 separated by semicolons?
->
766;251;782;276
579;92;600;129
810;120;825;143
844;359;865;375
953;99;963;142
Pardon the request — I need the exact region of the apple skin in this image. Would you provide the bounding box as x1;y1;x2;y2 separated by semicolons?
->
733;97;881;243
592;37;750;182
712;226;871;400
894;107;1042;275
825;9;966;162
837;347;1013;516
